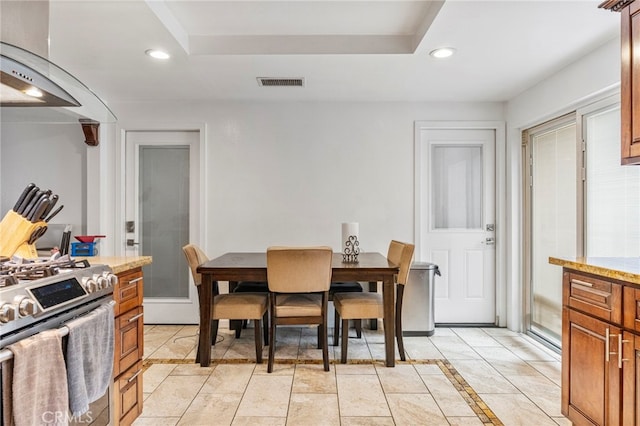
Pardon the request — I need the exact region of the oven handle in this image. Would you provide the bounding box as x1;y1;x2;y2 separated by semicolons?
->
0;300;116;363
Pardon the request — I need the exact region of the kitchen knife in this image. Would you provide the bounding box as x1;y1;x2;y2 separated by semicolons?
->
12;183;35;212
15;186;39;215
22;190;45;219
45;204;64;222
40;194;58;219
28;196;50;222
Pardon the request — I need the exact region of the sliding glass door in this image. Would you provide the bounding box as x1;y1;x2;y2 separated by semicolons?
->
525;117;577;347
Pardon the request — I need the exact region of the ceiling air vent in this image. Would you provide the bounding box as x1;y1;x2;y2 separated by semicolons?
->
257;77;304;87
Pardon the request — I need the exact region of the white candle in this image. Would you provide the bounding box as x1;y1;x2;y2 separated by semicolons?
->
341;222;359;254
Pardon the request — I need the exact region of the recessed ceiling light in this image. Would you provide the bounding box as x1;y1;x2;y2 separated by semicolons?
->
429;47;456;59
145;49;170;60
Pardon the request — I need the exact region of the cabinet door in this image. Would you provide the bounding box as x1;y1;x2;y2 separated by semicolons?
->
622;331;639;425
621;1;640;164
113;360;143;426
563;308;621;425
114;306;144;377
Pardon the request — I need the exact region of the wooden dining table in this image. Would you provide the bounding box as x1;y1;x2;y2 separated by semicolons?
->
196;251;399;367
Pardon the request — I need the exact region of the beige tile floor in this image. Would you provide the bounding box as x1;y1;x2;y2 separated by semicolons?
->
134;323;570;426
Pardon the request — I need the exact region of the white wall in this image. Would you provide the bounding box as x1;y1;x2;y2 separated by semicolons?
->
112;101;504;259
0;122;87;239
504;36;621;331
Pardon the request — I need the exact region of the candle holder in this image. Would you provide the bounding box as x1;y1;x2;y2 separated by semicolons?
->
342;235;360;263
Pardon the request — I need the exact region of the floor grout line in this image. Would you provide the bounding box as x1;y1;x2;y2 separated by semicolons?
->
143;357;505;425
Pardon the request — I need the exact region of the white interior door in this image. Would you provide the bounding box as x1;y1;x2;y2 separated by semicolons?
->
125;130;200;324
417;128;496;324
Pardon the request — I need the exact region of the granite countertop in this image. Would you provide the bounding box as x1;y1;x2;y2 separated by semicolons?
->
79;255;152;275
549;256;640;285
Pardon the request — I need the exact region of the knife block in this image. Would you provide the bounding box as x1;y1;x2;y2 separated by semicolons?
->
0;210;47;258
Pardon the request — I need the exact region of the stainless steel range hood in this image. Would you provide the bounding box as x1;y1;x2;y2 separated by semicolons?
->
1;48;79;107
0;0;115;123
0;42;116;123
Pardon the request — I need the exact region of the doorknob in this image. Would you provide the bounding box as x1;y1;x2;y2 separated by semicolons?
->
482;237;495;246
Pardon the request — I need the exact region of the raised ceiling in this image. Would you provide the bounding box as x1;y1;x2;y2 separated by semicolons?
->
46;0;620;104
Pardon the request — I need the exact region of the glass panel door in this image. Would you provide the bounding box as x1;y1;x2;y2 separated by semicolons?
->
125;130;200;324
528;120;577;347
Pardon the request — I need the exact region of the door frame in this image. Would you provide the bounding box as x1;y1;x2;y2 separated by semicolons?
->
414;121;506;327
116;123;207;323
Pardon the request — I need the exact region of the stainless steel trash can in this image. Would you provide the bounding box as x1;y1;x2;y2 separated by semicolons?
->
402;261;440;336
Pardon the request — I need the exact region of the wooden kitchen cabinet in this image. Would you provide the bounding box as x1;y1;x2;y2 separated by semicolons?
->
113;267;145;426
562;306;621;425
622;332;639;425
601;0;640;163
562;268;640;425
621;1;640;163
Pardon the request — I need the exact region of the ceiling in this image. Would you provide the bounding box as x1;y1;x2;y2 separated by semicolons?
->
44;0;620;105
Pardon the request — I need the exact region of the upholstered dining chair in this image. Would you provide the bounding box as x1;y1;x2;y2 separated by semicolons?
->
333;240;415;363
266;246;333;373
329;282;363;338
233;281;269;336
182;244;269;363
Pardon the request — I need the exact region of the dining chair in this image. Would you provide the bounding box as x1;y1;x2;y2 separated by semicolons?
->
182;244;269;363
233;281;269;336
266;246;333;373
333;240;415;363
329;282;363;338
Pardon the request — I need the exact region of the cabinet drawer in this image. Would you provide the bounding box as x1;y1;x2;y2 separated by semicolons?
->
114;306;144;377
114;269;144;316
563;271;622;324
113;360;143;426
624;286;640;332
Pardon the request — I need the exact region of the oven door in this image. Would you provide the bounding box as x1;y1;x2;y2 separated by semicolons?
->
69;383;111;425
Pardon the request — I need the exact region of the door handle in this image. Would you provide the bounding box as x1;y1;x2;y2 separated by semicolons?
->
126;239;140;247
482;237;495;246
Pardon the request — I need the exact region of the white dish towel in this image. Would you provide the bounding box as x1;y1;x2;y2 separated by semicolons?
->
64;303;114;417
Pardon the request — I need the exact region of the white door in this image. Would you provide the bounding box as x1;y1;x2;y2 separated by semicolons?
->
125;130;200;324
417;128;496;324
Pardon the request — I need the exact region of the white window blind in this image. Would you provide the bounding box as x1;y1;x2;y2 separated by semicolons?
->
585;106;640;257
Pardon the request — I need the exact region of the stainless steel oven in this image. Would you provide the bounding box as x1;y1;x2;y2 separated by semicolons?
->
0;256;116;425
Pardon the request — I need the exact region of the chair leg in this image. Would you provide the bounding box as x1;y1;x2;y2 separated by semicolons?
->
254;318;263;363
263;311;269;346
211;319;219;345
268;300;277;373
396;284;406;361
355;319;362;338
317;325;322;349
333;309;340;346
195;335;201;363
233;319;242;338
341;318;349;363
322;319;329;371
243;320;249;329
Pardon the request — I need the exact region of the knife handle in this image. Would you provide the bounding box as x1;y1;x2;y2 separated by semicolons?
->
13;183;35;212
16;186;39;215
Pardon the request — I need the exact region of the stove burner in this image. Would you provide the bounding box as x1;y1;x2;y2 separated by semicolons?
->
0;254;90;287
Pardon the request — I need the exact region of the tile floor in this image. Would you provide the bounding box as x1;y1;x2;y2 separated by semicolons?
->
133;323;570;426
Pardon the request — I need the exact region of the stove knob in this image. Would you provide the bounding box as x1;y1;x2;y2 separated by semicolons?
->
103;272;118;287
13;296;36;317
82;277;98;293
94;274;108;290
0;303;16;323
